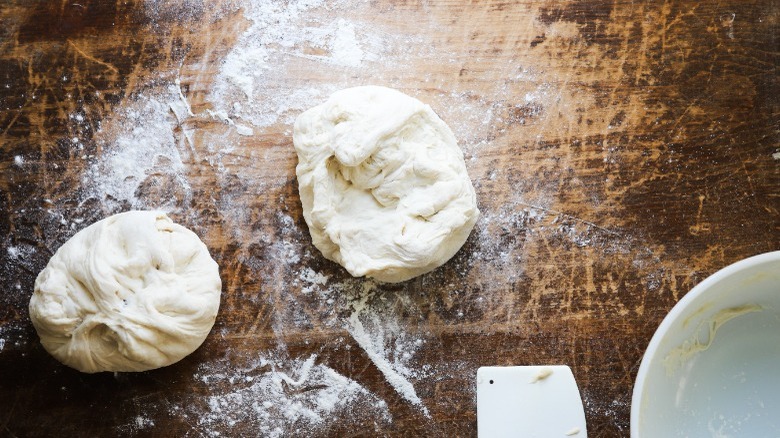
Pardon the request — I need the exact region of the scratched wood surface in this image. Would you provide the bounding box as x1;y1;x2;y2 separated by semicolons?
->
1;0;778;436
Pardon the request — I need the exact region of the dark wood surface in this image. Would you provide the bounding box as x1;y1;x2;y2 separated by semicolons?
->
1;0;778;436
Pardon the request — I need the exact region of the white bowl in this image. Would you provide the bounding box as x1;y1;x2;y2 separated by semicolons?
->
631;251;780;437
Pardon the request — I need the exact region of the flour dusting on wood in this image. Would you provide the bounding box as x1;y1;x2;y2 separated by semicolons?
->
1;0;650;435
210;0;384;129
188;353;391;437
346;284;431;417
83;86;193;211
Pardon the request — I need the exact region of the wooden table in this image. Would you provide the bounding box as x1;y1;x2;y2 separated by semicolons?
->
1;1;777;436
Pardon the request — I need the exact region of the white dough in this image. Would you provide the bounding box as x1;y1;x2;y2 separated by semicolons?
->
293;86;479;283
29;211;221;373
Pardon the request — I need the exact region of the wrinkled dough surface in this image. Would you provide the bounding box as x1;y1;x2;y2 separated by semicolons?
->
293;86;479;282
29;211;221;373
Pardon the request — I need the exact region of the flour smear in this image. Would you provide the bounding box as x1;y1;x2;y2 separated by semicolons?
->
186;353;391;437
210;0;383;129
82;84;193;212
346;284;431;417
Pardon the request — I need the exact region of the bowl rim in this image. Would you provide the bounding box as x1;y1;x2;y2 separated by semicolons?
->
630;250;780;438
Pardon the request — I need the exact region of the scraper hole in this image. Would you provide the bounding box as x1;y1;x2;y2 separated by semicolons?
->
489;380;494;384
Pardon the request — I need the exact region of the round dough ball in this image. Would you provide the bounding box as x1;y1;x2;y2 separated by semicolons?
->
293;86;479;283
29;211;221;373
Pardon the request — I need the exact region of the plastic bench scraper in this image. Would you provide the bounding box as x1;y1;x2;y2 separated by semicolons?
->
477;365;587;437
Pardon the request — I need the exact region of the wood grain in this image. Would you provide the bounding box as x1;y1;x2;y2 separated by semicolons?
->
1;0;778;436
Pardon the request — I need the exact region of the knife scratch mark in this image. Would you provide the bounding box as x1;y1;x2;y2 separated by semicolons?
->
514;201;622;237
67;39;119;74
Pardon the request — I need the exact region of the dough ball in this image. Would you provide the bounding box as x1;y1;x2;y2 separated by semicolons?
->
29;211;221;373
293;86;479;283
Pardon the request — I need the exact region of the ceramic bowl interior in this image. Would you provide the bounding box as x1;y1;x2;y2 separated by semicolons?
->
631;251;780;438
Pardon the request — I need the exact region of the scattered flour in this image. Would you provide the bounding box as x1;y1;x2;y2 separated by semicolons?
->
299;267;330;296
0;322;27;352
209;0;382;129
4;242;39;270
189;353;390;437
6;246;20;259
115;412;157;434
287;264;433;418
82;85;192;211
235;124;254;136
134;416;154;429
345;283;431;417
